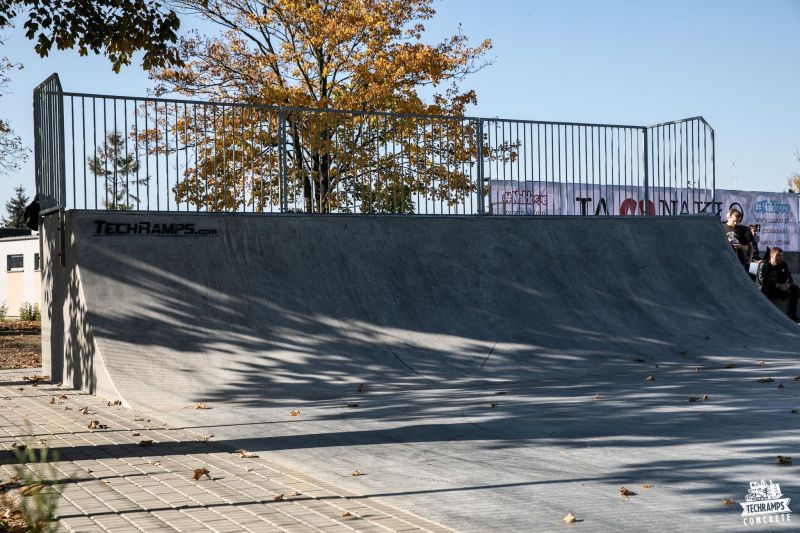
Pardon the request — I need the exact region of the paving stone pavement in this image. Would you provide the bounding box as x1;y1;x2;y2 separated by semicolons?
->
0;368;454;533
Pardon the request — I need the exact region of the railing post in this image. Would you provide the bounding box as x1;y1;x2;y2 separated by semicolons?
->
278;109;288;212
642;127;649;217
476;119;485;215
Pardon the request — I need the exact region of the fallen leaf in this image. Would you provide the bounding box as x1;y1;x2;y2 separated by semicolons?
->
19;483;43;496
632;357;646;363
563;512;576;524
288;491;301;497
703;395;709;400
340;511;352;517
757;378;775;383
195;402;209;410
757;360;766;366
79;407;89;415
352;469;363;477
689;396;701;402
792;409;799;414
290;410;300;416
35;439;47;446
138;440;153;447
58;394;67;401
87;420;100;429
346;403;359;408
645;375;656;382
273;493;284;501
725;363;737;369
490;402;498;408
198;435;213;442
793;376;800;381
642;483;652;490
193;468;211;481
134;416;149;422
722;497;735;506
132;432;141;437
17;388;23;391
48;397;55;404
778;383;785;389
694;367;701;372
619;486;636;497
235;449;259;458
777;456;792;465
593;393;602;400
357;384;365;393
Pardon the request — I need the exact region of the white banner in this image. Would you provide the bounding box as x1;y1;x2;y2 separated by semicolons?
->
490;181;800;251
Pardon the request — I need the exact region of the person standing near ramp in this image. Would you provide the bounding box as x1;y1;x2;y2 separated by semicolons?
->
757;247;800;322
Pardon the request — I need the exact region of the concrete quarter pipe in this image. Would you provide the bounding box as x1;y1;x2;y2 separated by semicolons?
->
43;212;800;531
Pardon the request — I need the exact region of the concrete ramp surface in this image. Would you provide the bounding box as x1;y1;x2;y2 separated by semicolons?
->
43;212;800;532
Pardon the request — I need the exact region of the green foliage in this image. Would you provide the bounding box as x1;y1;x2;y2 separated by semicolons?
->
13;445;61;533
88;132;146;210
0;1;182;72
2;185;28;228
0;301;6;321
19;302;40;322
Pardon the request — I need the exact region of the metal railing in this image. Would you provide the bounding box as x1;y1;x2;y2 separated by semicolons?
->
34;73;715;216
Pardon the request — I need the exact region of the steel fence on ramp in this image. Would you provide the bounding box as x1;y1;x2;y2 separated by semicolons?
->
34;73;715;216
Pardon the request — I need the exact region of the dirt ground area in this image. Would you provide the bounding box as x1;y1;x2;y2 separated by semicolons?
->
0;321;41;369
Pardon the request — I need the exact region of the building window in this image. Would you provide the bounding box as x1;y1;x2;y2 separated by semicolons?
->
34;253;40;271
6;254;23;271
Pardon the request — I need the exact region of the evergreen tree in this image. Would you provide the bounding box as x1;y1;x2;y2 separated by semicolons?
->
2;185;28;228
88;132;146;210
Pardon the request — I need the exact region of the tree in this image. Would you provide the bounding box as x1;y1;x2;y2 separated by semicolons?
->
0;1;181;72
88;132;146;210
0;35;26;174
788;149;800;193
148;0;500;213
2;185;28;227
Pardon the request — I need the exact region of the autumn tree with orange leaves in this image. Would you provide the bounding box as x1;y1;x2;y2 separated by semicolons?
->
147;0;500;213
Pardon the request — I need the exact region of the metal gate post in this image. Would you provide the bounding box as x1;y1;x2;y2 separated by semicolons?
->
476;119;485;215
643;127;649;217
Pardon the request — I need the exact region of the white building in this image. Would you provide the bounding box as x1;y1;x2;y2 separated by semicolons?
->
0;233;41;319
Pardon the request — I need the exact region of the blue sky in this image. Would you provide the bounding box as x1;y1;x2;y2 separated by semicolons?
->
1;0;798;205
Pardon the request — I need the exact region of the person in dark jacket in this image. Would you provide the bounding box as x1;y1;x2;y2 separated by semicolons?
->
723;208;753;269
756;247;799;321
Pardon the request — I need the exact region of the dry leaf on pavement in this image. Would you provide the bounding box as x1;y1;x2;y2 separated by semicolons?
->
645;375;656;382
352;469;363;477
340;511;352;517
273;493;284;501
563;512;576;524
195;402;210;409
642;483;652;490
722;497;735;505
193;468;211;481
725;363;737;369
593;393;601;400
290;410;300;416
619;486;635;498
235;449;259;458
19;484;43;496
776;456;792;465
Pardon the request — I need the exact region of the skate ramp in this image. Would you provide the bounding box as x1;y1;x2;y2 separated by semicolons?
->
42;212;800;532
43;211;797;409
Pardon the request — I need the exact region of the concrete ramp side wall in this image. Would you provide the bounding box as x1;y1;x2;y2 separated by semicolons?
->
42;211;120;400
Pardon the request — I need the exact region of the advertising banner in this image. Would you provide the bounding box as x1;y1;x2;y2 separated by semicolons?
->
490;181;800;251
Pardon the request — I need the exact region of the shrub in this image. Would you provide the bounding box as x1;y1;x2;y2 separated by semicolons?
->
19;302;41;322
0;301;6;321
